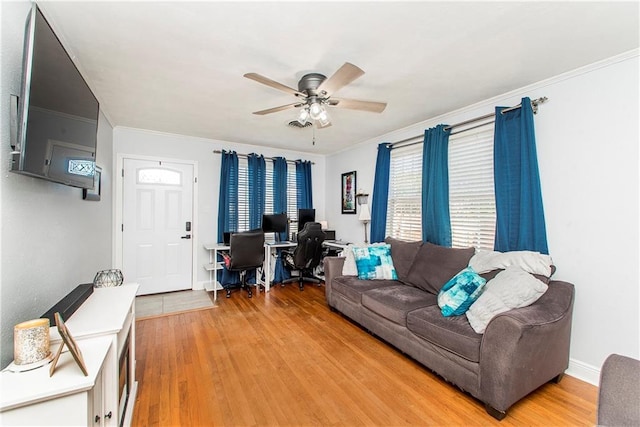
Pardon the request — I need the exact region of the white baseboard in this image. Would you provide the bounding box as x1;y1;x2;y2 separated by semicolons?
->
567;358;600;386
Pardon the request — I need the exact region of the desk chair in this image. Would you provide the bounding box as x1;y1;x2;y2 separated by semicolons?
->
282;222;326;291
225;229;265;298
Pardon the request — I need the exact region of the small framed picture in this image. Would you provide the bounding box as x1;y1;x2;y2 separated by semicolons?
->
341;171;357;214
50;312;88;377
83;166;101;201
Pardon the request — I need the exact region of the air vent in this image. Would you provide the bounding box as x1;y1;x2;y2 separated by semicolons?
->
287;120;312;129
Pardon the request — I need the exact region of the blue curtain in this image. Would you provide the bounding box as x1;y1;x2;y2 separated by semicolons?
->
248;153;266;230
494;97;549;254
296;160;313;209
422;124;452;246
217;150;238;241
217;151;240;286
272;157;288;240
370;143;392;243
272;157;290;283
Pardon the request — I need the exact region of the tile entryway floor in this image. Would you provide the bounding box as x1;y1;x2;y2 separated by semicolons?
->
135;289;214;318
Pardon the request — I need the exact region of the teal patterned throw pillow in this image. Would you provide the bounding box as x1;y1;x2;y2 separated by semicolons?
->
437;266;486;317
353;244;398;280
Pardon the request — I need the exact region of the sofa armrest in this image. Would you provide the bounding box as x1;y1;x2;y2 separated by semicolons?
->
323;256;345;303
479;280;575;414
598;354;640;426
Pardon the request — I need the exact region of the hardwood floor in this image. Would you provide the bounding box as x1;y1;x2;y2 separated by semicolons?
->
132;284;597;426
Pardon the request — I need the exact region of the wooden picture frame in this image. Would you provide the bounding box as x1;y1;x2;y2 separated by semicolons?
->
50;312;88;377
82;165;101;201
341;171;357;214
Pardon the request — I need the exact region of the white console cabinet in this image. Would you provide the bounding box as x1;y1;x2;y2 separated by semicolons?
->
0;283;139;426
0;335;113;425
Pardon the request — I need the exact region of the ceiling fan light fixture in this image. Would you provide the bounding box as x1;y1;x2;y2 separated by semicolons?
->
318;110;330;127
309;102;323;120
297;108;310;125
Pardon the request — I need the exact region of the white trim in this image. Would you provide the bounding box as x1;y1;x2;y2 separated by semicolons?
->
567;358;601;386
113;153;199;291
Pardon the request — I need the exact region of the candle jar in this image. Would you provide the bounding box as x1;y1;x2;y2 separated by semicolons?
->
14;318;50;365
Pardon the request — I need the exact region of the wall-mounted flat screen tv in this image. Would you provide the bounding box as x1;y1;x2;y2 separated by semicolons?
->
11;4;99;189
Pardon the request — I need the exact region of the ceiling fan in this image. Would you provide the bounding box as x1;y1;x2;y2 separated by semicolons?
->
244;62;387;128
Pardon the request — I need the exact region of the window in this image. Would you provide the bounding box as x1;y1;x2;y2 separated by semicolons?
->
448;124;496;249
387;144;422;241
237;158;297;233
386;123;496;250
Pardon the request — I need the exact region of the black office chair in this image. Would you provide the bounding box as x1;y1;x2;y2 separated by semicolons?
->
282;222;326;291
225;229;265;298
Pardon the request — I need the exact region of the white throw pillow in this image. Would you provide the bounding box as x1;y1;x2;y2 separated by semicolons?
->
466;266;548;334
341;244;358;276
341;243;387;276
469;249;553;277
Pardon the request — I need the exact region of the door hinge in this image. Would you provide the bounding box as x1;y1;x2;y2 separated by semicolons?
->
122;168;124;177
194;177;197;183
121;224;124;232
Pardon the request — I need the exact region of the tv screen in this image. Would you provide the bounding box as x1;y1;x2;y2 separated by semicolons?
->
11;4;99;189
262;213;288;234
298;208;316;232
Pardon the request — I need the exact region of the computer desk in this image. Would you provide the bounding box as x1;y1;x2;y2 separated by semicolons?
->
203;241;297;297
204;240;350;297
262;241;297;291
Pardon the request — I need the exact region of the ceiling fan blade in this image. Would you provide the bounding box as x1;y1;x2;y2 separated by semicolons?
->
252;103;301;115
329;98;387;113
244;73;306;98
317;62;365;97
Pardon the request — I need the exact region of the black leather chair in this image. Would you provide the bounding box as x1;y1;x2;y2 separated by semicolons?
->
282;222;326;291
225;229;265;298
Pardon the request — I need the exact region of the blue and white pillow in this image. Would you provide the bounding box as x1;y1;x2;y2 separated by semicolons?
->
437;267;486;317
352;244;398;280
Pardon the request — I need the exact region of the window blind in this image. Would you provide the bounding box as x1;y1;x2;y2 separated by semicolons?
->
448;123;496;249
238;159;297;236
387;144;422;241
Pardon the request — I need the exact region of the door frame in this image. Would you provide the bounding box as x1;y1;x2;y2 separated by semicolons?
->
113;153;199;290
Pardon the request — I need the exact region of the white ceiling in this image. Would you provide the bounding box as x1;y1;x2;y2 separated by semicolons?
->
38;1;639;155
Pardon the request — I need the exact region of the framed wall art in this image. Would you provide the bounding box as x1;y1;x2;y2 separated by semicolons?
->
341;171;357;214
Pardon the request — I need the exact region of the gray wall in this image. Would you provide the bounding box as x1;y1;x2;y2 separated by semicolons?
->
0;1;114;368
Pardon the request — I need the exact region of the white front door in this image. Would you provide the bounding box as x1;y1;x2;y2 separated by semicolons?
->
122;158;194;295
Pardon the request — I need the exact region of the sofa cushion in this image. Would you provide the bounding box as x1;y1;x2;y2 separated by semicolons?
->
362;285;437;326
384;237;423;283
407;305;483;362
331;276;397;305
466;266;549;334
353;244;398;280
437;267;486;317
405;243;475;294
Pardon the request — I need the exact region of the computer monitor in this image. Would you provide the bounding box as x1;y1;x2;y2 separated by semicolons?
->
297;208;316;232
262;213;288;239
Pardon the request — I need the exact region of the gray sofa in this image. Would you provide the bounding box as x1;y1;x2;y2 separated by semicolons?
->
597;354;640;426
323;238;575;420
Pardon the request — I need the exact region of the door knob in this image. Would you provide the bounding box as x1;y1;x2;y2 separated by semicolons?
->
181;234;191;239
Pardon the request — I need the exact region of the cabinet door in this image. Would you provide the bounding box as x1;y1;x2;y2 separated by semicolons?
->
90;367;104;426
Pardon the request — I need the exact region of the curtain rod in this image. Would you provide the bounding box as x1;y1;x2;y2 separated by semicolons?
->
213;150;315;165
391;97;548;149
